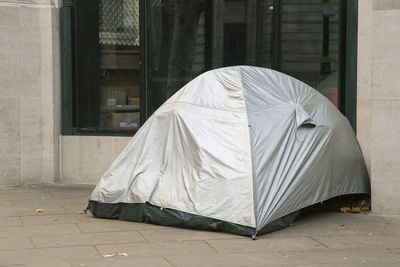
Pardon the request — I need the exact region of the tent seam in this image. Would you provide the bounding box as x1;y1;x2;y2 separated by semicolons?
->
237;66;259;231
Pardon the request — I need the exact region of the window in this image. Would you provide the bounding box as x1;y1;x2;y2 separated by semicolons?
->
279;0;340;107
66;0;141;133
145;0;275;116
62;0;356;135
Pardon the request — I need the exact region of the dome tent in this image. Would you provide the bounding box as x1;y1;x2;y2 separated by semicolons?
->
87;66;370;237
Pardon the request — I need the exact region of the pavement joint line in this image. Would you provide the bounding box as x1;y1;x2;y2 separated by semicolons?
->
31;240;150;249
27;237;151;249
307;236;330;249
204;240;220;253
61;205;71;214
0;222;80;229
28;235;36;249
0;212;76;218
163;256;177;267
132;236;246;243
0;244;98;252
76;222;87;233
75;222;84;234
93;244;106;258
136;230;150;242
17;216;24;226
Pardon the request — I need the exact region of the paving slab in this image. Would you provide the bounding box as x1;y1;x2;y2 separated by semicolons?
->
0;190;54;202
0;216;21;227
0;205;68;218
62;203;91;214
31;231;146;248
207;236;327;253
139;227;246;242
26;263;72;267
11;197;88;208
0;224;81;238
68;257;172;267
0;200;13;208
166;252;288;267
277;248;400;265
0;236;33;250
264;212;361;238
0;246;100;266
20;213;96;226
1;184;400;266
50;189;92;199
77;219;166;233
96;240;217;258
313;233;400;250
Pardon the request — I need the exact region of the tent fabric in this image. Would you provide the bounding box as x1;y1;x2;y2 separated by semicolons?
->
87;66;370;236
86;200;299;237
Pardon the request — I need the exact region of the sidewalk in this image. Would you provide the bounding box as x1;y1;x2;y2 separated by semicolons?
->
0;184;399;267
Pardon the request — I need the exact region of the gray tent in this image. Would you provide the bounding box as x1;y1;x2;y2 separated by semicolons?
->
87;66;370;237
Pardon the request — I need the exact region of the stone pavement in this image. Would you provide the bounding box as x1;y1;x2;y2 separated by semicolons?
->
0;184;399;267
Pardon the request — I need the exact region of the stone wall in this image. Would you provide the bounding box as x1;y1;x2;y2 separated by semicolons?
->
60;136;131;184
0;0;60;185
358;0;400;215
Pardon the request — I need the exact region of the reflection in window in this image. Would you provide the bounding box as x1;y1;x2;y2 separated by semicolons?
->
72;0;343;134
146;0;274;115
98;0;140;132
280;0;339;107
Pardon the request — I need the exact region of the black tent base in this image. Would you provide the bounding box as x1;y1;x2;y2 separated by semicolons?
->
86;200;299;237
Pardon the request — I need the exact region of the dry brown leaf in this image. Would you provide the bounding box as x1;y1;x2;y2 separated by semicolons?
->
35;208;44;213
117;252;129;256
351;207;361;213
340;207;351;213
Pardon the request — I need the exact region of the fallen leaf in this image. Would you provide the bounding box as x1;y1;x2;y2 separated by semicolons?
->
35;208;44;213
351;207;361;213
117;252;129;256
340;207;351;213
360;206;370;211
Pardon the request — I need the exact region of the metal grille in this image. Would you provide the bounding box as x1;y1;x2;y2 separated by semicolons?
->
99;0;139;46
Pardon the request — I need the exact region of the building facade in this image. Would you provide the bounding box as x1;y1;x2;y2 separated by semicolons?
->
0;0;399;215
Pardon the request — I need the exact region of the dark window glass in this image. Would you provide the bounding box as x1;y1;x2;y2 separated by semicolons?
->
145;0;274;115
280;0;340;107
75;0;140;133
70;0;343;134
145;0;339;116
